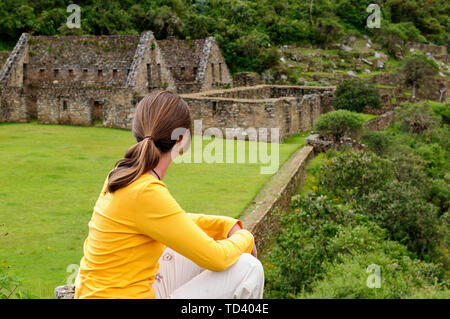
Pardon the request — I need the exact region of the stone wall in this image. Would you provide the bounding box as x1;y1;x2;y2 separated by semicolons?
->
241;146;314;249
407;42;447;56
37;87;134;128
233;72;262;87
0;86;28;122
436;54;450;64
363;111;395;131
0;33;29;87
199;38;233;91
181;85;335;142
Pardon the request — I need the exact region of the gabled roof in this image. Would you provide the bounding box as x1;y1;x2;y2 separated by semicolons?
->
157;38;207;83
28;35;140;69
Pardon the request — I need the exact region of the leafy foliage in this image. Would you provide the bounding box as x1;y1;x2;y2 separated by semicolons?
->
0;263;34;299
0;0;449;73
265;101;449;298
314;110;364;143
362;130;392;155
332;79;381;113
393;54;439;98
395;101;441;133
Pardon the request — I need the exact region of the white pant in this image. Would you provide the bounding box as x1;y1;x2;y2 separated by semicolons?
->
153;248;264;299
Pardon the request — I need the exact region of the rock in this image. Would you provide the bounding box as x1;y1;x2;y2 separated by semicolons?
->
280;74;288;81
374;51;388;59
347;70;357;77
54;285;75;299
280;57;286;63
305;134;333;153
341;45;352;52
361;58;373;66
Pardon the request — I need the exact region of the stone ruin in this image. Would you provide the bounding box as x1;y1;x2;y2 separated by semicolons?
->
0;31;335;142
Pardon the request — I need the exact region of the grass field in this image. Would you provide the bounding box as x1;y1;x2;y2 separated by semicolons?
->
0;122;307;298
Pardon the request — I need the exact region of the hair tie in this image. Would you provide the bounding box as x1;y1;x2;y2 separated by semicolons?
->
143;135;154;141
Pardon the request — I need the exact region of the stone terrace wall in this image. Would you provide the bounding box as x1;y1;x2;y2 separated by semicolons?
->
233;72;262;87
37;87;134;128
363;111;395;131
189;84;335;99
407;42;447;56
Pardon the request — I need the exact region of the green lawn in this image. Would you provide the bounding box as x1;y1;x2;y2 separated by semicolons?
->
0;122;307;298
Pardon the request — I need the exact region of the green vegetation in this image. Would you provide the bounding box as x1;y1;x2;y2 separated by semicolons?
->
263;101;450;298
0;0;448;73
0;122;306;298
332;78;381;112
313;110;364;143
393;53;439;99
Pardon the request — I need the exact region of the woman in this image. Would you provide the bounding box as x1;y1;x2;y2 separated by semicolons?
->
74;90;264;299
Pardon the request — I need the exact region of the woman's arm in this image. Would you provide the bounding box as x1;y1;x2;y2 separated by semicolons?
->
134;182;254;271
186;213;243;240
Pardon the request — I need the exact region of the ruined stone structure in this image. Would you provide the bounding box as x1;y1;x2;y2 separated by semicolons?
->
407;42;447;56
0;31;232;126
181;85;334;142
1;31;335;142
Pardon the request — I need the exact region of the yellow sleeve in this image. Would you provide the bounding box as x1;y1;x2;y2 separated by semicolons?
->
186;213;242;240
134;181;254;271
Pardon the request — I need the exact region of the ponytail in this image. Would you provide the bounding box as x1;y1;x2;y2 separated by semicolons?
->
106;90;191;193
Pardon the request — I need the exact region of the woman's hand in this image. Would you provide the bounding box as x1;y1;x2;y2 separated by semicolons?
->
227;222;257;258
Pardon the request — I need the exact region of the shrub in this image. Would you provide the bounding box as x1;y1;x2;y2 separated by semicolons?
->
332;79;381;112
305;249;447;299
314;110;364;143
264;193;355;298
362;131;392;156
264;193;448;299
319;150;394;200
429;101;450;125
393;54;439;99
395;102;441;133
0;264;34;299
359;180;441;261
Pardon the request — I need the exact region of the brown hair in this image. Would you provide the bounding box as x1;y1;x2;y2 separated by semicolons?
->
107;90;192;192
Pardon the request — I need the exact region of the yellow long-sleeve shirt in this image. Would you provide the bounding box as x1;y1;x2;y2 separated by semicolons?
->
74;172;254;299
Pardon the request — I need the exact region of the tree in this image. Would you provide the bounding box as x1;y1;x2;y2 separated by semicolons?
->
314;110;364;144
313;17;342;48
394;53;439;99
332;79;381;113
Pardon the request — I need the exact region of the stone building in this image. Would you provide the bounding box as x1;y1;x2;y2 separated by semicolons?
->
0;31;232;127
0;31;334;142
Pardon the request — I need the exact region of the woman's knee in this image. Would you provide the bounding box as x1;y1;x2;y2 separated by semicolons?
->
235;253;264;280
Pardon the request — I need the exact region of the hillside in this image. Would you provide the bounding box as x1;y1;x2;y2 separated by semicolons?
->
0;0;448;73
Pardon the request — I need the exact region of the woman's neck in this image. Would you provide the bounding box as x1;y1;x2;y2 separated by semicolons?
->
151;152;172;180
